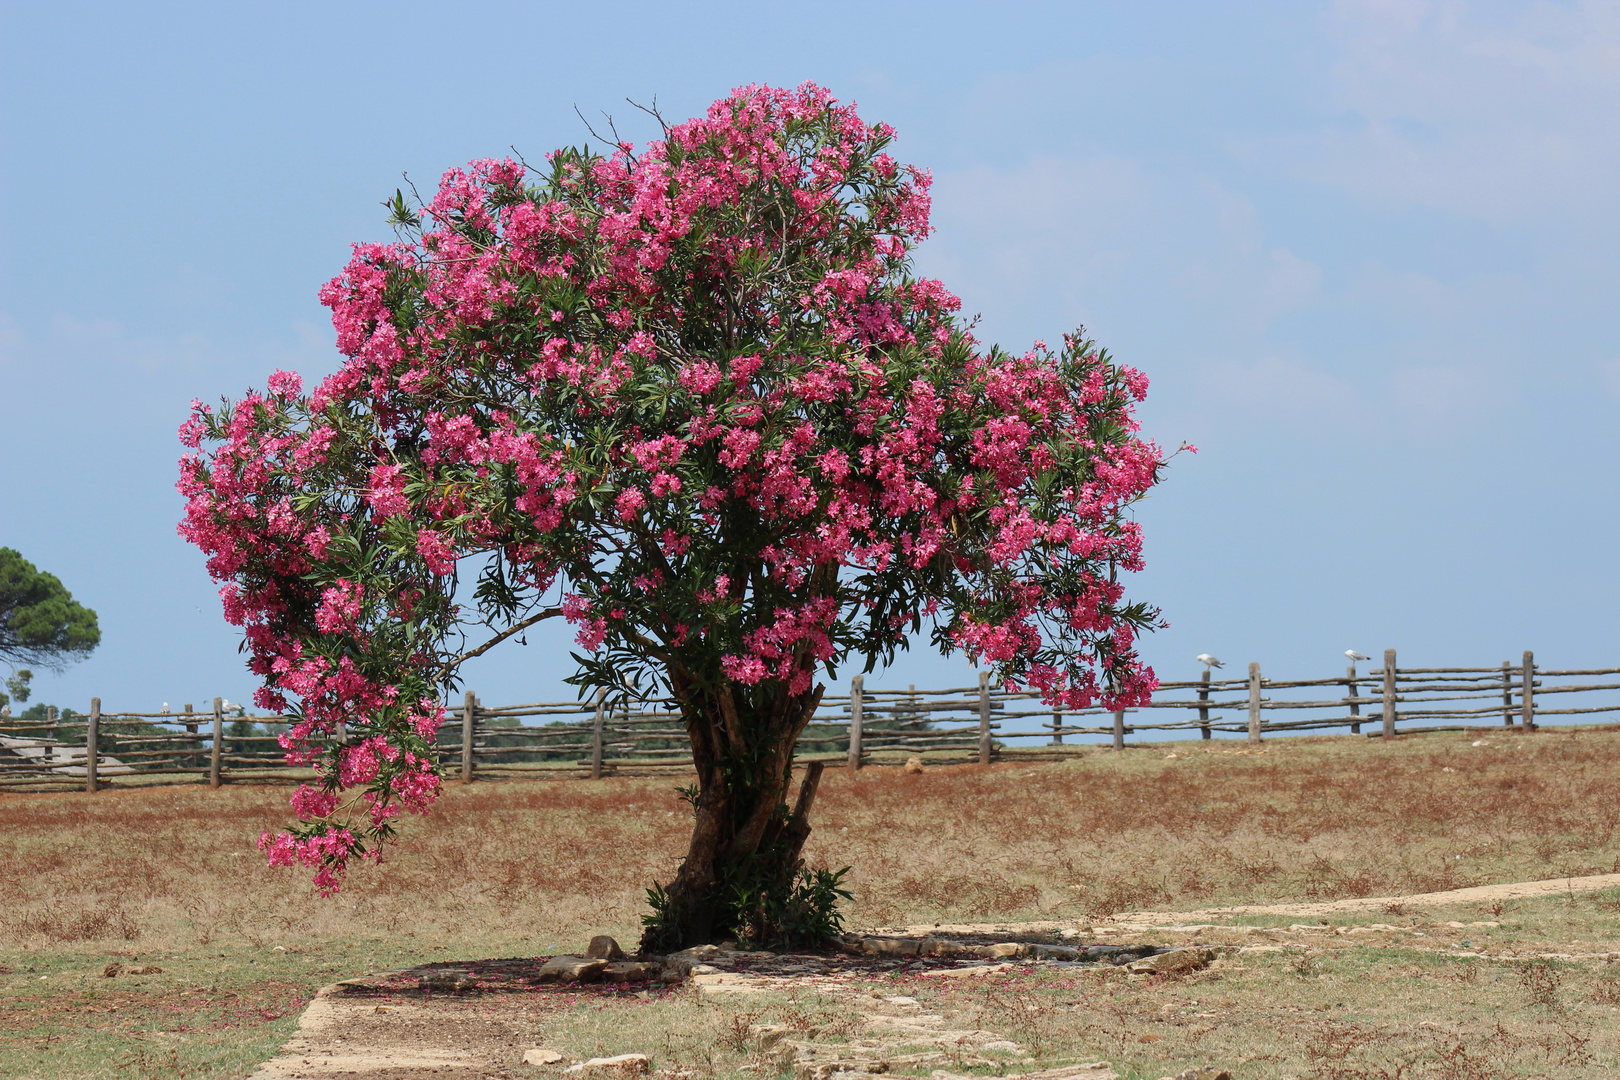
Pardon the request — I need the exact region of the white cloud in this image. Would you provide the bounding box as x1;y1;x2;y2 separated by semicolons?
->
1265;0;1620;226
919;156;1323;351
1197;354;1362;427
1601;358;1620;399
1388;363;1498;424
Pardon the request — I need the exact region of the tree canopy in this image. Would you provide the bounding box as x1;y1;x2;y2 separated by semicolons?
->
178;83;1174;942
0;548;100;672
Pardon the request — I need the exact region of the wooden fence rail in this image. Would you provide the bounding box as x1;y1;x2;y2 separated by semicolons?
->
4;648;1617;791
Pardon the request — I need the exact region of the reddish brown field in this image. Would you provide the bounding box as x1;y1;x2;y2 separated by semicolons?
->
4;726;1620;1078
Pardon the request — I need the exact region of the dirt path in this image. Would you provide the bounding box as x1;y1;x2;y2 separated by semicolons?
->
1110;871;1620;926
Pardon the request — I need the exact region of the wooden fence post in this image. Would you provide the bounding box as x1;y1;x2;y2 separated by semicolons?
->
461;690;476;784
184;703;198;770
1346;664;1361;735
1198;669;1211;740
1247;663;1262;744
1112;709;1125;751
1051;708;1064;745
85;698;100;793
977;671;992;765
209;697;223;789
847;675;864;770
1381;649;1397;739
1501;661;1513;726
590;688;606;780
1521;651;1535;728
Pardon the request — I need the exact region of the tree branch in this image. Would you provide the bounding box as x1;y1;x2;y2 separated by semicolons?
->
441;607;564;674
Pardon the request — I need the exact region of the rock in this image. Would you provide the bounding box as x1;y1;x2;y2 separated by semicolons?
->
919;937;973;957
524;1048;566;1066
904;757;925;774
665;944;724;976
587;935;625;960
860;936;921;957
102;962;122;978
537;956;609;984
982;942;1029;959
1126;948;1217;975
563;1053;649;1077
932;1065;1117;1080
127;965;163;976
1031;944;1080;961
602;961;661;984
419;969;477;993
917;962;1013;978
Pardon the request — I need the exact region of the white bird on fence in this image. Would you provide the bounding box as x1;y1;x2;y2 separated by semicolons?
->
1345;650;1371;663
161;702;170;714
1197;654;1224;670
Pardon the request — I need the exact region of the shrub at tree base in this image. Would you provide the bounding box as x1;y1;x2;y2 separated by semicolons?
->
176;83;1175;948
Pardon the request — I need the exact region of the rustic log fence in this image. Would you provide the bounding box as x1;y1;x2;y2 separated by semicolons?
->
4;649;1619;792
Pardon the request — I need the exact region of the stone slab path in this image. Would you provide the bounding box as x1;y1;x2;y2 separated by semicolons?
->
248;873;1620;1079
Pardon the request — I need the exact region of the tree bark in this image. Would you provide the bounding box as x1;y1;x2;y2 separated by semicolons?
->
640;681;827;950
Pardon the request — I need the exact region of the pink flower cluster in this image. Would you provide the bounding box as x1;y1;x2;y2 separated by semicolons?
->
178;83;1169;895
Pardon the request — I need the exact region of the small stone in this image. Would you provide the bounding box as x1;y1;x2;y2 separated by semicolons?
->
903;756;925;774
860;936;921;956
602;961;661;984
665;944;724;976
564;1053;650;1077
991;1065;1119;1080
1126;947;1217;975
982;942;1029;959
587;935;625;960
537;956;609;984
919;937;970;957
524;1048;566;1066
102;962;122;978
419;969;476;993
1031;944;1080;961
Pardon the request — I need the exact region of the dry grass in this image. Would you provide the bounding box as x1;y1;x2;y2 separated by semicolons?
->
4;725;1620;1078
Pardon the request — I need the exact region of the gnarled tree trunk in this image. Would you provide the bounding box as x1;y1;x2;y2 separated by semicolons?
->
640;680;828;950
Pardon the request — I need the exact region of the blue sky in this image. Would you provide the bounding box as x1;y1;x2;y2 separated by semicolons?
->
2;0;1617;715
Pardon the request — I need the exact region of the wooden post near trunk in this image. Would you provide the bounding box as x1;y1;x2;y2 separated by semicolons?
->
1521;651;1535;728
85;698;100;793
977;671;992;766
1346;664;1362;735
847;675;864;770
461;691;476;784
1381;649;1397;739
1247;663;1262;744
1501;661;1514;725
590;689;606;780
1197;670;1212;740
1112;709;1125;751
209;697;223;788
1051;709;1064;744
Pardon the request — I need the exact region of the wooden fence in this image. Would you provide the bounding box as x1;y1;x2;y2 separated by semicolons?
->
4;649;1618;792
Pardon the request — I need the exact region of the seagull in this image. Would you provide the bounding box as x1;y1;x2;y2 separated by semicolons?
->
1345;650;1370;663
1196;654;1224;669
161;702;170;713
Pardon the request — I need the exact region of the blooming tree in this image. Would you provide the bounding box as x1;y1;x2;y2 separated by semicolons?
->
178;83;1171;947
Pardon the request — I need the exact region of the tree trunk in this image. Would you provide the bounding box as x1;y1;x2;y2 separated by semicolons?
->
639;680;828;951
